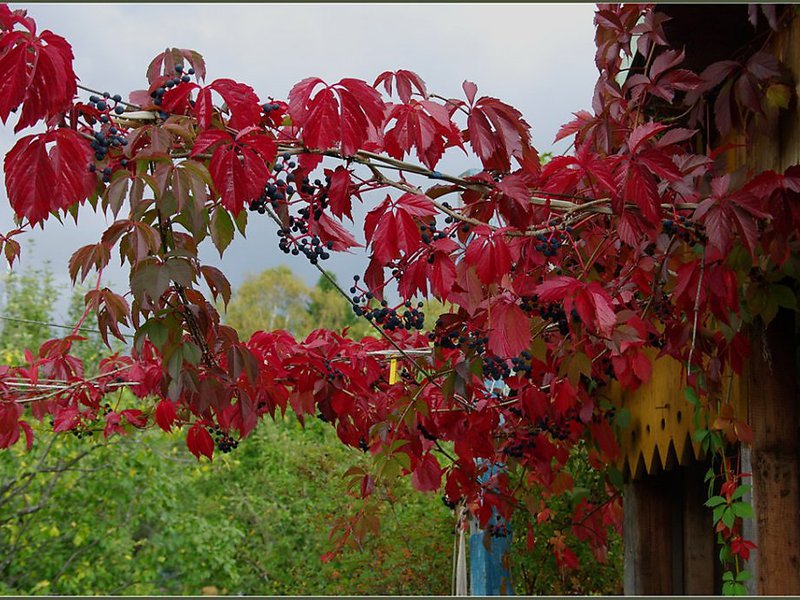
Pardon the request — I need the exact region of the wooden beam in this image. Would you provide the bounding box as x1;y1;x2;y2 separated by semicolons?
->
745;309;800;594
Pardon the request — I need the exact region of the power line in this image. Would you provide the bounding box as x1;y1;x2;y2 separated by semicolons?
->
0;315;131;339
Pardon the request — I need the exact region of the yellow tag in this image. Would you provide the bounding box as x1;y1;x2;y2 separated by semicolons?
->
389;358;398;384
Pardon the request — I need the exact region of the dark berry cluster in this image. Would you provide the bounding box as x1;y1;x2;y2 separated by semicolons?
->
354;299;426;331
483;355;511;381
533;231;566;258
322;358;344;382
651;292;673;322
88;91;125;117
208;425;239;453
262;102;282;114
662;216;706;244
276;229;333;264
539;302;569;335
519;294;539;313
419;220;449;245
429;327;488;353
535;415;572;441
88;127;128;165
510;350;532;376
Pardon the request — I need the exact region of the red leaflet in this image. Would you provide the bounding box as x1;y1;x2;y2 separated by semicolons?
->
373;69;428;104
429;243;458;301
384;99;463;170
463;226;512;285
410;452;442;492
191;128;275;214
487;293;531;357
0;28;77;131
146;47;206;84
309;212;360;252
193;78;262;130
4;128;93;225
364;193;436;263
288;77;385;156
154;400;178;432
694;175;769;259
536;276;616;336
186;422;214;460
466;96;532;172
327;166;359;221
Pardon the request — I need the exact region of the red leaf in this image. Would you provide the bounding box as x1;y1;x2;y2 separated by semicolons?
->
210;78;262;130
155;400;178;432
411;452;442;492
205;139;269;214
4;128;93;225
289;77;386;155
191;129;230;156
52;406;79;433
488;295;531;357
429;251;457;301
0;39;30;124
327;166;358;221
0;29;78;130
463;80;478;105
309;212;361;252
186;423;214;460
374;69;428;103
467;97;531;172
464;226;513;285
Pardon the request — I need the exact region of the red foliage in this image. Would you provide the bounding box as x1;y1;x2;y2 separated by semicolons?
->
0;2;790;572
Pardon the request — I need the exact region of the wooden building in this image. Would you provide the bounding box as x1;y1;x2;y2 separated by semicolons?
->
618;5;800;595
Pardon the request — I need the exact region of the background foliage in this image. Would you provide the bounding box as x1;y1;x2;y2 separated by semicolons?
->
0;264;621;595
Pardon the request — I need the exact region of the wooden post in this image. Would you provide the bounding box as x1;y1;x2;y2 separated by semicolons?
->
745;309;800;594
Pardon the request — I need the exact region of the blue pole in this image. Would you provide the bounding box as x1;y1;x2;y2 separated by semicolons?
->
469;380;514;595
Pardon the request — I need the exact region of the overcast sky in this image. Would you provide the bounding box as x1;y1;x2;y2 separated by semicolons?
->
0;3;600;322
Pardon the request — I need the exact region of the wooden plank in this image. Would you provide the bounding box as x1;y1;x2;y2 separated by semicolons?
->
623;471;678;594
745;309;800;594
681;462;716;594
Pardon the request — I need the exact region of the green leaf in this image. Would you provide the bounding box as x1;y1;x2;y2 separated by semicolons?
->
210;207;235;258
732;501;754;519
705;495;727;508
233;208;248;237
608;466;624;490
183;341;203;366
736;570;752;582
721;506;736;529
731;484;751;501
684;386;699;405
766;83;792;109
614;407;631;429
769;284;797;310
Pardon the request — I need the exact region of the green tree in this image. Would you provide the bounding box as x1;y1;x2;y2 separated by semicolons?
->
302;272;372;339
224;266;312;338
0;263;57;365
